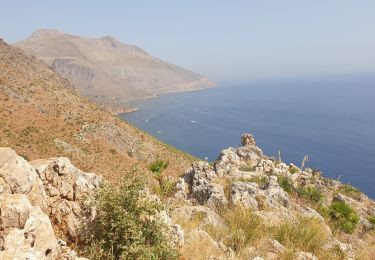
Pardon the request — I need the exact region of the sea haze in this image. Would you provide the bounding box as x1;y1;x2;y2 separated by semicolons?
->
121;76;375;198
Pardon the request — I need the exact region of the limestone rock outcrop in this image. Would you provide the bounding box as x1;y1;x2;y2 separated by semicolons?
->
173;133;375;259
0;147;100;259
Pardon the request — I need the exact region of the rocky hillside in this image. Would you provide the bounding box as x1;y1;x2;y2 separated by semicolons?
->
2;134;374;259
171;134;375;259
15;29;216;112
0;39;195;183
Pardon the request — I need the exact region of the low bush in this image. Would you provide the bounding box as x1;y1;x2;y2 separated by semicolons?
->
78;173;177;260
329;201;359;234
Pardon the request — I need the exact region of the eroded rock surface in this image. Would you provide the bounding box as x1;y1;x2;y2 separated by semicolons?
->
173;133;375;259
0;148;98;259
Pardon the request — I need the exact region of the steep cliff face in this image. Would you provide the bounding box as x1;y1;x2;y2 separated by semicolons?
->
15;29;216;111
0;39;195;183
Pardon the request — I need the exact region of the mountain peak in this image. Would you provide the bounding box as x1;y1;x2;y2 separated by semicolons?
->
29;28;65;39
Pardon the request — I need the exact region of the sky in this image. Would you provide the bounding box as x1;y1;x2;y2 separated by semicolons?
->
1;0;375;81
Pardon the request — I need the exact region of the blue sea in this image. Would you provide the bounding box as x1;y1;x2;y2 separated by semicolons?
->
121;76;375;198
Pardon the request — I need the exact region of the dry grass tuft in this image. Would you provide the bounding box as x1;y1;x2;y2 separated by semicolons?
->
205;206;263;253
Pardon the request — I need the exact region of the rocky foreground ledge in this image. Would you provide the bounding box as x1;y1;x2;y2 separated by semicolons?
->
0;148;101;259
1;134;374;259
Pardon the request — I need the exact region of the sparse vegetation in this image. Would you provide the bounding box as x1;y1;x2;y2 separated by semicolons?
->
205;206;262;252
278;176;294;193
328;201;359;234
175;211;206;232
274;215;328;257
289;165;299;174
241;175;268;187
78;173;177;260
239;161;255;172
338;184;363;201
368;215;375;225
297;186;323;203
149;159;175;198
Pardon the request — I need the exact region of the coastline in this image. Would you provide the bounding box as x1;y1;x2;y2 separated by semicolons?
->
118;83;219;115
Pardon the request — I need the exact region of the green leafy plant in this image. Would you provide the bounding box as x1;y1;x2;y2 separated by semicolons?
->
149;160;174;198
329;201;359;234
149;159;169;174
278;176;294;193
78;173;177;260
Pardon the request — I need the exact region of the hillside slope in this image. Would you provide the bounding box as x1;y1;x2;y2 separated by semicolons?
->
0;39;195;182
15;29;216;111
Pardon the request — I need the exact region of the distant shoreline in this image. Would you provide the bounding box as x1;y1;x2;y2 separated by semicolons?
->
118;84;218;115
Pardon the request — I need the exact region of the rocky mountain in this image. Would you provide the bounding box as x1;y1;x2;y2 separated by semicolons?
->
0;39;195;182
15;29;216;112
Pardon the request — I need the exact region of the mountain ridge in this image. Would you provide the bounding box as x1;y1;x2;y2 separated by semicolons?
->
15;29;216;112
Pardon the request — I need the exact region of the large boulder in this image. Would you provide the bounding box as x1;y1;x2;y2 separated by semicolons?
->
30;157;102;242
0;148;98;259
230;181;260;210
0;193;82;260
0;148;47;211
214;148;241;176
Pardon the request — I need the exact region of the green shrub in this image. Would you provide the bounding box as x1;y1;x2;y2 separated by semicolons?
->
149;159;169;174
329;201;359;234
78;173;177;260
369;215;375;225
278;176;294;193
297;186;323;203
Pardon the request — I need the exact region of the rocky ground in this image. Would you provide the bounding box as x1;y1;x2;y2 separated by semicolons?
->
170;134;375;259
0;147;102;259
1;134;374;259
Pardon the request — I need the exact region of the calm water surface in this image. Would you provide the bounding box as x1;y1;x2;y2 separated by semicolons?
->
122;77;375;198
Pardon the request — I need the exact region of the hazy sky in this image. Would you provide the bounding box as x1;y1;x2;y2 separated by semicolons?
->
1;0;375;81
